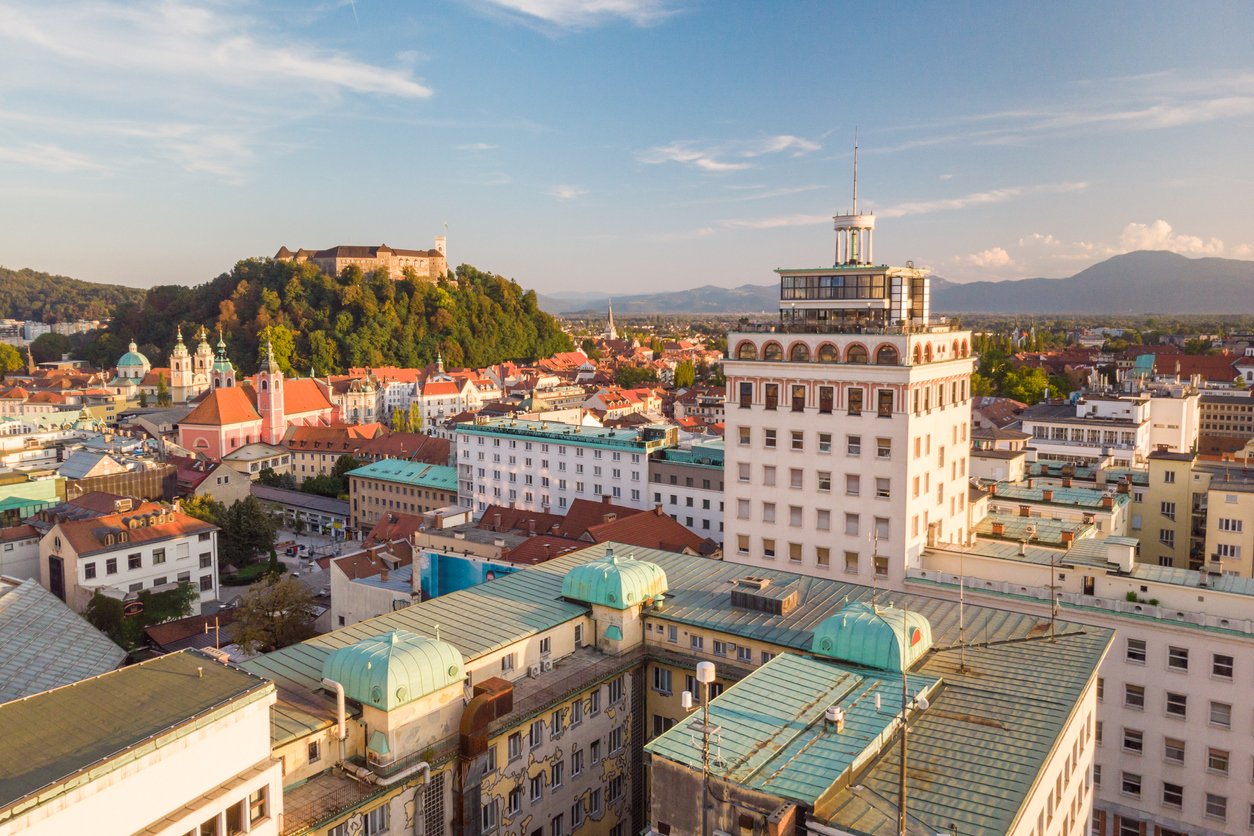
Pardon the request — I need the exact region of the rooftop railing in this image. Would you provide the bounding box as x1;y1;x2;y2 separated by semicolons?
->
731;319;961;336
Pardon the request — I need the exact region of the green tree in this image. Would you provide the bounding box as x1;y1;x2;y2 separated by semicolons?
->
257;467;296;489
408;402;422;433
257;324;297;373
83;583;198;650
155;373;171;406
0;343;22;377
233;575;318;653
217;495;279;568
30;332;72;363
1001;366;1050;405
180;494;224;525
672;360;696;389
392;407;409;433
138;390;149;407
616;365;658;388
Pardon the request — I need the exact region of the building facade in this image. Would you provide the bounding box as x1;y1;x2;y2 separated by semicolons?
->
275;237;448;281
647;439;724;544
347;459;459;532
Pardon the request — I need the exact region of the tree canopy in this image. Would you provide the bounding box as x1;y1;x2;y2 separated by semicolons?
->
233;575;318;653
0;266;146;322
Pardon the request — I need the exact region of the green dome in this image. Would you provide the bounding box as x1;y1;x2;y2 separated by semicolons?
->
810;601;932;672
321;630;465;711
117;341;150;369
561;549;668;610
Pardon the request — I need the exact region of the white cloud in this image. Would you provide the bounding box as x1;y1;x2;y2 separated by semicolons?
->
637;134;821;173
1118;219;1225;256
472;0;678;28
548;184;587;201
958;247;1014;269
878;181;1088;219
1233;243;1254;259
0;142;108;173
457;142;499;151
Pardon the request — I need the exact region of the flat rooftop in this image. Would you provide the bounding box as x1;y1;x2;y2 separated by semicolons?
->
454;417;672;452
0;650;271;821
347;459;458;493
250;484;349;517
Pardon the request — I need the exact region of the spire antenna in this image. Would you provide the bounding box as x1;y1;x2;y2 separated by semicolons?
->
852;128;859;215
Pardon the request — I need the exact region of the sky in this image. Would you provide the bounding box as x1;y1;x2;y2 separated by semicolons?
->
1;0;1253;295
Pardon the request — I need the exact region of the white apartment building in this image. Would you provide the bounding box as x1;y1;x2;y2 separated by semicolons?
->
916;537;1254;836
454;417;678;517
646;438;724;544
1021;395;1153;467
39;501;220;611
0;649;282;836
723;205;974;584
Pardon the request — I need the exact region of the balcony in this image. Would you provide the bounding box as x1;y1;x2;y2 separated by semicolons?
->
731;318;960;336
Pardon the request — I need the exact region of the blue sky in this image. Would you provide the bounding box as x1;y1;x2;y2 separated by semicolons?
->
1;0;1252;294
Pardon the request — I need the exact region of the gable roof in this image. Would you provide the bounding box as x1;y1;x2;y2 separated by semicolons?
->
180;386;261;426
583;505;709;553
282;377;335;415
476;505;563;535
556;497;641;539
54;503;216;558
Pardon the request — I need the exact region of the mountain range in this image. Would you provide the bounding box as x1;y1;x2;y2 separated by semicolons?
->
541;251;1254;316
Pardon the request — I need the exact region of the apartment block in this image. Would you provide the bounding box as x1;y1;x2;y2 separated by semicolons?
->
646;438;724;544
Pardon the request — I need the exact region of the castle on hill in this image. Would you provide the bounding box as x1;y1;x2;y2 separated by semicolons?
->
274;236;448;281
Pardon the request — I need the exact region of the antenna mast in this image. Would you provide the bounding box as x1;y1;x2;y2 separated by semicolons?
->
852;128;859;214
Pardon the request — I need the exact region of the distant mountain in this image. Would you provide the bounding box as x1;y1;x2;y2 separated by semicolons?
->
932;251;1254;314
0;266;146;322
542;251;1254;315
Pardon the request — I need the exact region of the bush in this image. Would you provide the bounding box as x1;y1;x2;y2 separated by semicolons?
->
221;562;287;587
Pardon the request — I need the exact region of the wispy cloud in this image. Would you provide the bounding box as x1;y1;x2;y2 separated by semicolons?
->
457;142;500;151
0;1;433;183
471;0;679;29
0;142;108;173
637;134;820;172
548;184;587;200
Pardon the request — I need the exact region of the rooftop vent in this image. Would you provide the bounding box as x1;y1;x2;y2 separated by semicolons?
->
731;578;797;616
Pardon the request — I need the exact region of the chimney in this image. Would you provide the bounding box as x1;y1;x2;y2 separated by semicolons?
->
492;513;502;532
1062;477;1072;488
527;519;536;536
1101;495;1114;508
1117;482;1130;494
601;495;611;505
1061;531;1076;546
1042;488;1054;502
991;521;1006;536
1019;505;1030;517
380;565;389;582
989;483;997;496
603;513;616;524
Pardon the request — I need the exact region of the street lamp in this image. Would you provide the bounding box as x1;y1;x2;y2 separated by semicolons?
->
682;661;719;835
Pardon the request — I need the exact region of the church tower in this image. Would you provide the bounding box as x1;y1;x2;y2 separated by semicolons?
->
605;300;618;341
193;327;214;391
169;327;192;400
257;337;285;444
210;332;236;389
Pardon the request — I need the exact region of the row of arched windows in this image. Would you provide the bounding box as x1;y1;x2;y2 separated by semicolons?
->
737;338;970;364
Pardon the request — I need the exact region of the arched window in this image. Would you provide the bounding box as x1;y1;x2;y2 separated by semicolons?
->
763;342;784;362
846;344;868;364
817;343;838;363
875;345;899;365
952;340;961;356
260;379;268;390
735;341;758;361
912;344;923;364
961;340;970;358
924;343;933;362
789;343;810;363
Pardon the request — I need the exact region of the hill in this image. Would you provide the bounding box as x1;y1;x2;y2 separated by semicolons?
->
931;251;1254;313
544;250;1254;315
0;266;146;322
102;260;571;375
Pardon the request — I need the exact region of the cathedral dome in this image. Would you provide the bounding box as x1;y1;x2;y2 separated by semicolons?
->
116;342;151;378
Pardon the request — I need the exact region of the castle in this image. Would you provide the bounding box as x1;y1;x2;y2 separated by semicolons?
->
274;236;448;281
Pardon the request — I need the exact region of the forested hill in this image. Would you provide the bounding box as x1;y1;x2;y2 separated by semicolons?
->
106;260;572;375
0;266;146;322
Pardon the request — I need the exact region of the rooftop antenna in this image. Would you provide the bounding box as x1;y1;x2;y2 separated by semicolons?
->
852;128;859;215
959;548;968;673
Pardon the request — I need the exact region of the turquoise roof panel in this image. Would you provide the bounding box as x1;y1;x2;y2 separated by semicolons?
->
560;549;667;610
347;459;458;493
810;601;933;672
321;629;464;711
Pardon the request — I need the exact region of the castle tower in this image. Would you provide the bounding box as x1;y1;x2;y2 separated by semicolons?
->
210;331;236;389
257;338;285;444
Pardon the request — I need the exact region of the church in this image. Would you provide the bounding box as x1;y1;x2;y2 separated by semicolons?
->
175;332;335;460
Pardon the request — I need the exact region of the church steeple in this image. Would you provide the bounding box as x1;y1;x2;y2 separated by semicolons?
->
605;299;618;341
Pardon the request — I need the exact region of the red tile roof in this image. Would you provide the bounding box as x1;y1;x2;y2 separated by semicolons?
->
55;503;216;557
476;505;563;536
583;505;708;553
282;377;335;415
327;547;413;581
1157;353;1239;382
502;534;585;565
357;433;450;465
421;380;460;397
181;386;261;426
554;497;642;539
0;524;39;542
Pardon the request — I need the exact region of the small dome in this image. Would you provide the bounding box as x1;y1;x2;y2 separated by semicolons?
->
810;601;932;672
561;548;667;610
321;630;465;711
117;341;150;369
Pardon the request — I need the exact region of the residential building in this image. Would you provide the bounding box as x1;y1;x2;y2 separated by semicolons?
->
347;458;459;532
282;423;385;485
1198;392;1254;456
168;455;252;506
1020;394;1152;467
1201;476;1254;577
220;442;291;479
0;524;41;578
647;438;724;543
455;417;679;516
1130;451;1201;569
0;650;281;835
723;203;975;583
39;500;220;611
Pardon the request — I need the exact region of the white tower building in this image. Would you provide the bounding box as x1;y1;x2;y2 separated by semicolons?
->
723;163;975;584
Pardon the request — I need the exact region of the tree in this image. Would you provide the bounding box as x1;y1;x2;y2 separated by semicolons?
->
217;495;280;568
302;454;359;498
257;467;296;489
233;575;318;653
138;390;149;407
83;582;198;650
1000;366;1050;405
155;373;171;406
180;493;224;525
673;360;696;389
408;401;422;433
616;365;658;388
30;332;72;364
0;343;22;377
392;406;409;433
257;324;297;373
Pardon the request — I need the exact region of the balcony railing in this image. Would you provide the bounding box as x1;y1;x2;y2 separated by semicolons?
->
731;319;961;336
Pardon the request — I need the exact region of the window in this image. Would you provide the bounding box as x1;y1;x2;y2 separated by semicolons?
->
590;789;603;817
818;433;832;453
507;788;521;815
667;625;677;643
738;382;752;409
690;635;704;651
571;801;583;829
608;677;623;703
791;385;805;412
540;637;551;655
1160;501;1176;521
1159;529;1175;548
763;429;777;449
551;760;563;788
591;739;601;763
819;386;833;414
572;747;584;776
199;575;214;592
1163;470;1176;484
530;774;543;802
764;384;778;411
530;720;543;749
848;388;863;415
1163;737;1184;764
609;725;623;752
1122;728;1143;754
1218;517;1243;532
199;553;212;569
308;740;321;763
877;389;893;417
1124;683;1144;710
1165;692;1187;718
1162;782;1183;809
789;468;803;489
1120;771;1141;798
552;709;564;737
570;698;583;726
249;788;268;824
1167;646;1188;671
1206;793;1227;821
876;437;891;458
106;558;117;575
790;431;803;451
713;640;728;657
84;562;96;579
762;538;775;558
816;509;830;531
844;551;859;573
653;666;672;694
1210;701;1232;728
508;732;522;761
482;800;498;832
737;645;752;662
844;513;859;536
153;548;166;564
875;477;891;499
1213;653;1234;679
1125;638;1146;664
1208;748;1230;775
502;653;516;673
737;463;750;483
847;434;861;456
575;624;583;646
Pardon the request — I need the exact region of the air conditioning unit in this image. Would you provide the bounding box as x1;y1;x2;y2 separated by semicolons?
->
528;663;542;678
541;659;554;673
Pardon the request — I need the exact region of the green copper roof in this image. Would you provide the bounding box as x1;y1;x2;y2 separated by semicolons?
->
347;459;458;493
604;625;623;641
321;630;464;712
116;342;149;368
810;601;932;672
561;549;667;610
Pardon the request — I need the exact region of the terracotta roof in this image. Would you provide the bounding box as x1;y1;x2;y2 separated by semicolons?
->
327;548;413;581
583;505;708;553
1157;353;1239;382
283;424;382;451
26;392;66;404
0;387;29;399
140;369;171;387
477;505;563;536
357;433;450;465
554;497;642;539
55;503;216;557
180;386;261;426
0;525;39;542
362;512;427;551
502;534;585;565
282;377;335;415
144;611;238;652
421;380;460;397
